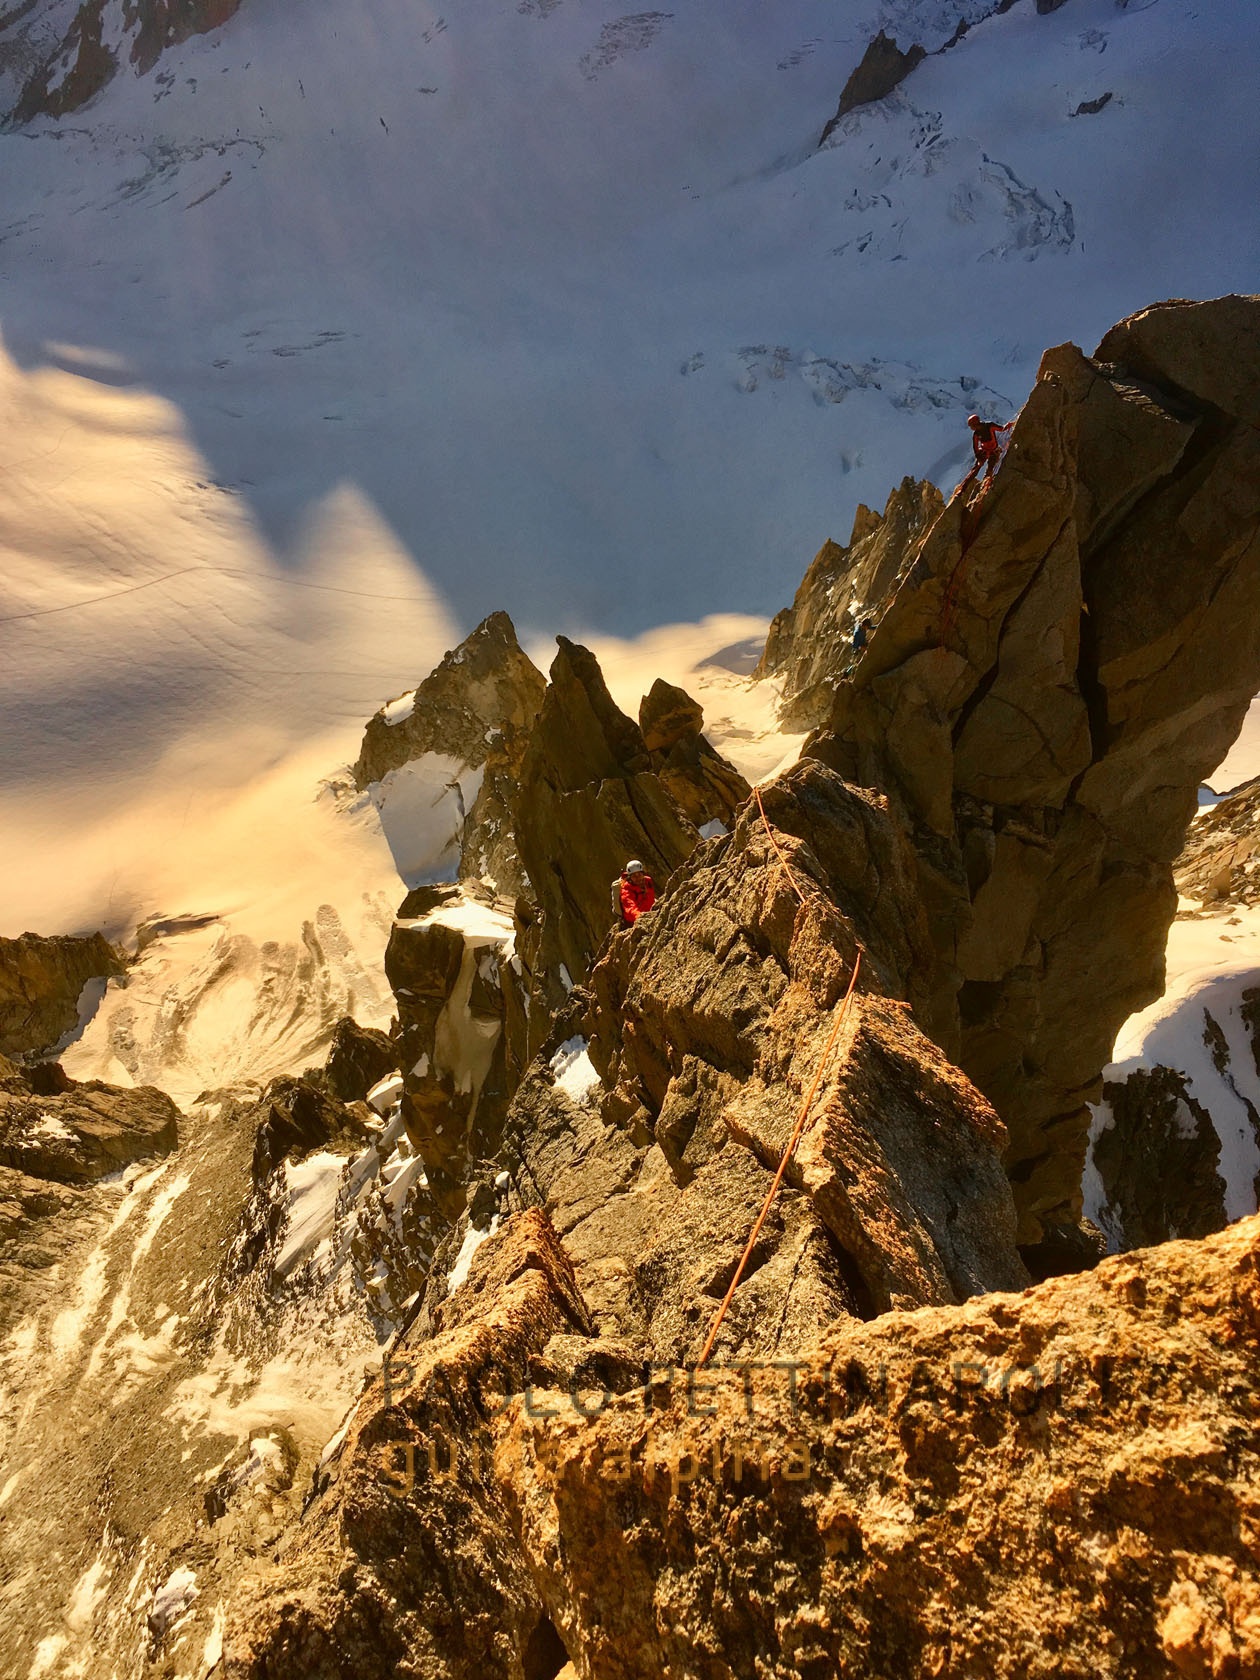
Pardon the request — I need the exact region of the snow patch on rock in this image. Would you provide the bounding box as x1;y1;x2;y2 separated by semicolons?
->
1101;906;1260;1225
446;1215;499;1296
275;1152;345;1280
381;690;417;727
365;1072;404;1115
369;753;485;887
549;1036;602;1103
148;1566;198;1638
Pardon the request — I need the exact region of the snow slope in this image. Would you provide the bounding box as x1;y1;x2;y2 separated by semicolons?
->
1;0;1258;1096
1209;698;1260;795
3;8;1260;1669
3;0;1258;921
1084;903;1260;1244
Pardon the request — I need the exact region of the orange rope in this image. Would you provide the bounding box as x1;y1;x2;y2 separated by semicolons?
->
695;950;863;1369
753;782;806;905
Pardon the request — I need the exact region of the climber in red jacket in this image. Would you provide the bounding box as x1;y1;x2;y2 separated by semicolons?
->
616;860;656;927
968;414;1013;478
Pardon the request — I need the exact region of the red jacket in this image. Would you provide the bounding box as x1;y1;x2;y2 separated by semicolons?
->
971;420;1011;463
620;874;656;925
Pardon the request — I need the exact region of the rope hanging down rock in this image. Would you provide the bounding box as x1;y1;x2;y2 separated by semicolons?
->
695;947;862;1370
752;782;807;905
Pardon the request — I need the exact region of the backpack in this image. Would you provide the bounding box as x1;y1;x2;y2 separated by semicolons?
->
611;876;626;926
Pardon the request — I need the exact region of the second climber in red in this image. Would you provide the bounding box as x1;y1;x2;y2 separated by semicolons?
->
618;860;656;926
968;414;1013;478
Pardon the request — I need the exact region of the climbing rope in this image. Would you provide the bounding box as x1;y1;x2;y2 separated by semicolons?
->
753;782;807;905
695;948;862;1370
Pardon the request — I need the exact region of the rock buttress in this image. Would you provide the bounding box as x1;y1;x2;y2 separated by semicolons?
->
356;611;547;899
0;929;123;1058
223;1209;592;1680
566;758;1024;1355
511;637;702;1008
223;1208;1260;1680
781;294;1260;1252
497;1216;1260;1680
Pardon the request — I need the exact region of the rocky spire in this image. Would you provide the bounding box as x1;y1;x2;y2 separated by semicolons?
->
781;293;1260;1262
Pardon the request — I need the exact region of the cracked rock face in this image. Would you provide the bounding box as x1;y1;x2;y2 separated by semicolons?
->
575;758;1025;1354
496;1216;1260;1680
768;295;1260;1249
0;929;122;1058
223;1204;1260;1680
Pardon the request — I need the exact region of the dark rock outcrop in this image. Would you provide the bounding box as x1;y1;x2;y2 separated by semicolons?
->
387;894;516;1219
0;1049;178;1182
6;0;243;125
511;637;703;1004
0;929;122;1058
765;295;1260;1248
817;0;1092;150
1087;778;1260;1253
756;478;945;731
819;32;926;144
250;1074;372;1181
638;678;750;830
1177;777;1260;906
321;1015;399;1105
355;611;546;788
1094;1063;1229;1247
356;612;548;898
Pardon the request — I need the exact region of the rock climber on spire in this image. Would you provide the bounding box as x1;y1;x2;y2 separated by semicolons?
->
967;413;1013;479
613;860;656;927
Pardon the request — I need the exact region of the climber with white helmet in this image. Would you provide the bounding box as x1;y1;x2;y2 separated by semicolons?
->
612;859;656;928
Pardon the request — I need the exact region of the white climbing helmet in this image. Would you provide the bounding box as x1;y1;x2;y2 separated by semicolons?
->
625;859;646;876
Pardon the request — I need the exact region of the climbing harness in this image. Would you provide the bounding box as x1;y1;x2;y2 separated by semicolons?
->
695;948;862;1370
